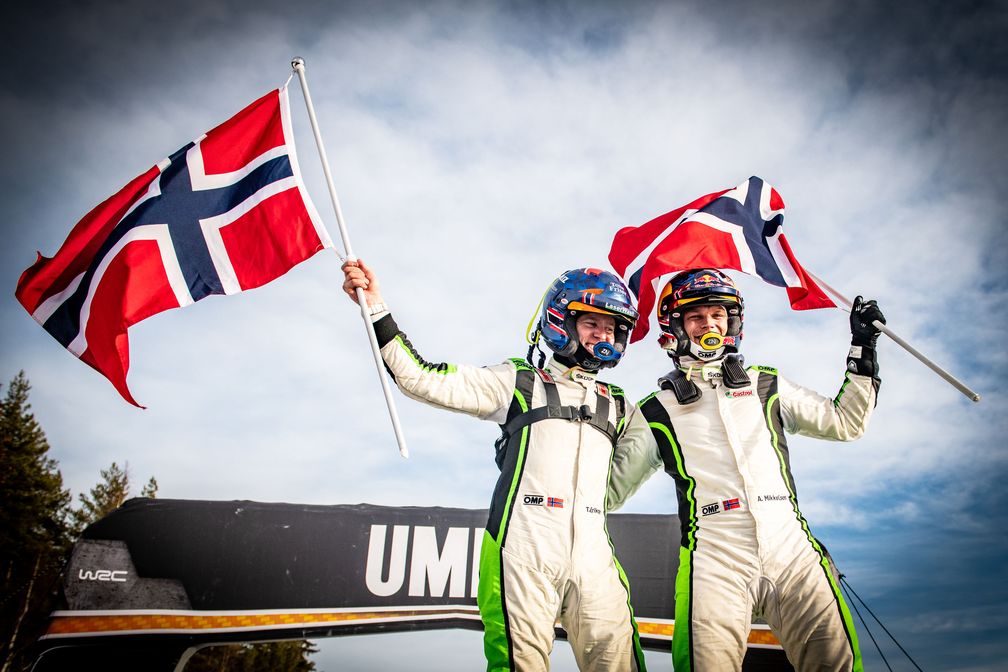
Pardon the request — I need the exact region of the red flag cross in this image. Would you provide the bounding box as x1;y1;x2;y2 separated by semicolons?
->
15;88;332;406
608;176;834;343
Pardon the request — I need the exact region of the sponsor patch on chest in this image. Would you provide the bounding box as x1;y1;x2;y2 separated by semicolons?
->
701;498;744;517
523;493;565;509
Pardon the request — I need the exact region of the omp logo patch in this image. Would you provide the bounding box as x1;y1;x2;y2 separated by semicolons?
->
701;502;721;516
523;494;545;506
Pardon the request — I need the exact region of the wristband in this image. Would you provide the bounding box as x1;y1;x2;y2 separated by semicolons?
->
847;343;879;379
366;302;388;316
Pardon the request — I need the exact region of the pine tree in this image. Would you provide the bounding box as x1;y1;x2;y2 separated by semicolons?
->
0;372;72;672
140;475;158;499
70;462;130;533
70;462;158;534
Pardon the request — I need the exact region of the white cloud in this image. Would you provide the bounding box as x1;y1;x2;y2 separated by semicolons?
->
2;1;1006;668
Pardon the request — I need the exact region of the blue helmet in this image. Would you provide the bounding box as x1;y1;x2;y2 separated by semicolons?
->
656;268;743;361
538;268;639;370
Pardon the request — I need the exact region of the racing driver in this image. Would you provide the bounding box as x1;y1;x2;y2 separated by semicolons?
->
342;259;647;672
608;268;885;672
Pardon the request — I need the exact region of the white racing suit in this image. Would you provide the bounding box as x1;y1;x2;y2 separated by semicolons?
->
609;359;878;672
372;312;646;672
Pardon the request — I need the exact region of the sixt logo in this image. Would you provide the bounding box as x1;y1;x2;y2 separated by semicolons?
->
78;569;128;582
524;494;545;506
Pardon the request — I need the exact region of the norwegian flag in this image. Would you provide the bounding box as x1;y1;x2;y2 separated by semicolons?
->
608;176;835;343
15;87;332;406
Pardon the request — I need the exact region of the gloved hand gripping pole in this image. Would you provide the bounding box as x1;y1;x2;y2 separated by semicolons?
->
807;271;979;402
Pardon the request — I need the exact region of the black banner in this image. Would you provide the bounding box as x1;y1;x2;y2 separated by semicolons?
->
32;498;789;671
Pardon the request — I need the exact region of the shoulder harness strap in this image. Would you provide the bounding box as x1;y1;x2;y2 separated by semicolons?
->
494;359;537;469
497;368;621;464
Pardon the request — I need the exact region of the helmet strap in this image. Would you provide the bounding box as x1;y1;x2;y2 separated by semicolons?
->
526;327;547;369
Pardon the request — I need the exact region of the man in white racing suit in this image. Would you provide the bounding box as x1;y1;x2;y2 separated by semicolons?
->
342;260;647;672
608;268;885;672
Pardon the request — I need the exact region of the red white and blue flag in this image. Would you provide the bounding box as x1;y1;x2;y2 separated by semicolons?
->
608;176;835;343
547;497;564;508
723;498;741;511
15;87;332;406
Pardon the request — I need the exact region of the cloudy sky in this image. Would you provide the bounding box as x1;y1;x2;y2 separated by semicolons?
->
2;1;1006;670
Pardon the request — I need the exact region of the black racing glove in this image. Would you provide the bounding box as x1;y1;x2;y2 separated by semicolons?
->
847;296;885;378
850;296;885;347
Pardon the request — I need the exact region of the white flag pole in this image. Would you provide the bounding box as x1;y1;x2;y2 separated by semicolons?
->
807;271;980;403
290;57;410;457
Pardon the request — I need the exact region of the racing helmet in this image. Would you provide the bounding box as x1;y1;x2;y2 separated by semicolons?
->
657;268;743;361
538;268;639;370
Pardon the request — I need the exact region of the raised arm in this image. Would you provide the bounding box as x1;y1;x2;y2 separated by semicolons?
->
341;259;514;422
780;296;885;441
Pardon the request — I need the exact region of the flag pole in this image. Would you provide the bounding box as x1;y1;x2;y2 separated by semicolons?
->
807;271;980;403
290;57;410;457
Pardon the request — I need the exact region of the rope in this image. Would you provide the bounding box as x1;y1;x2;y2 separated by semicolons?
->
839;574;893;671
840;574;925;672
